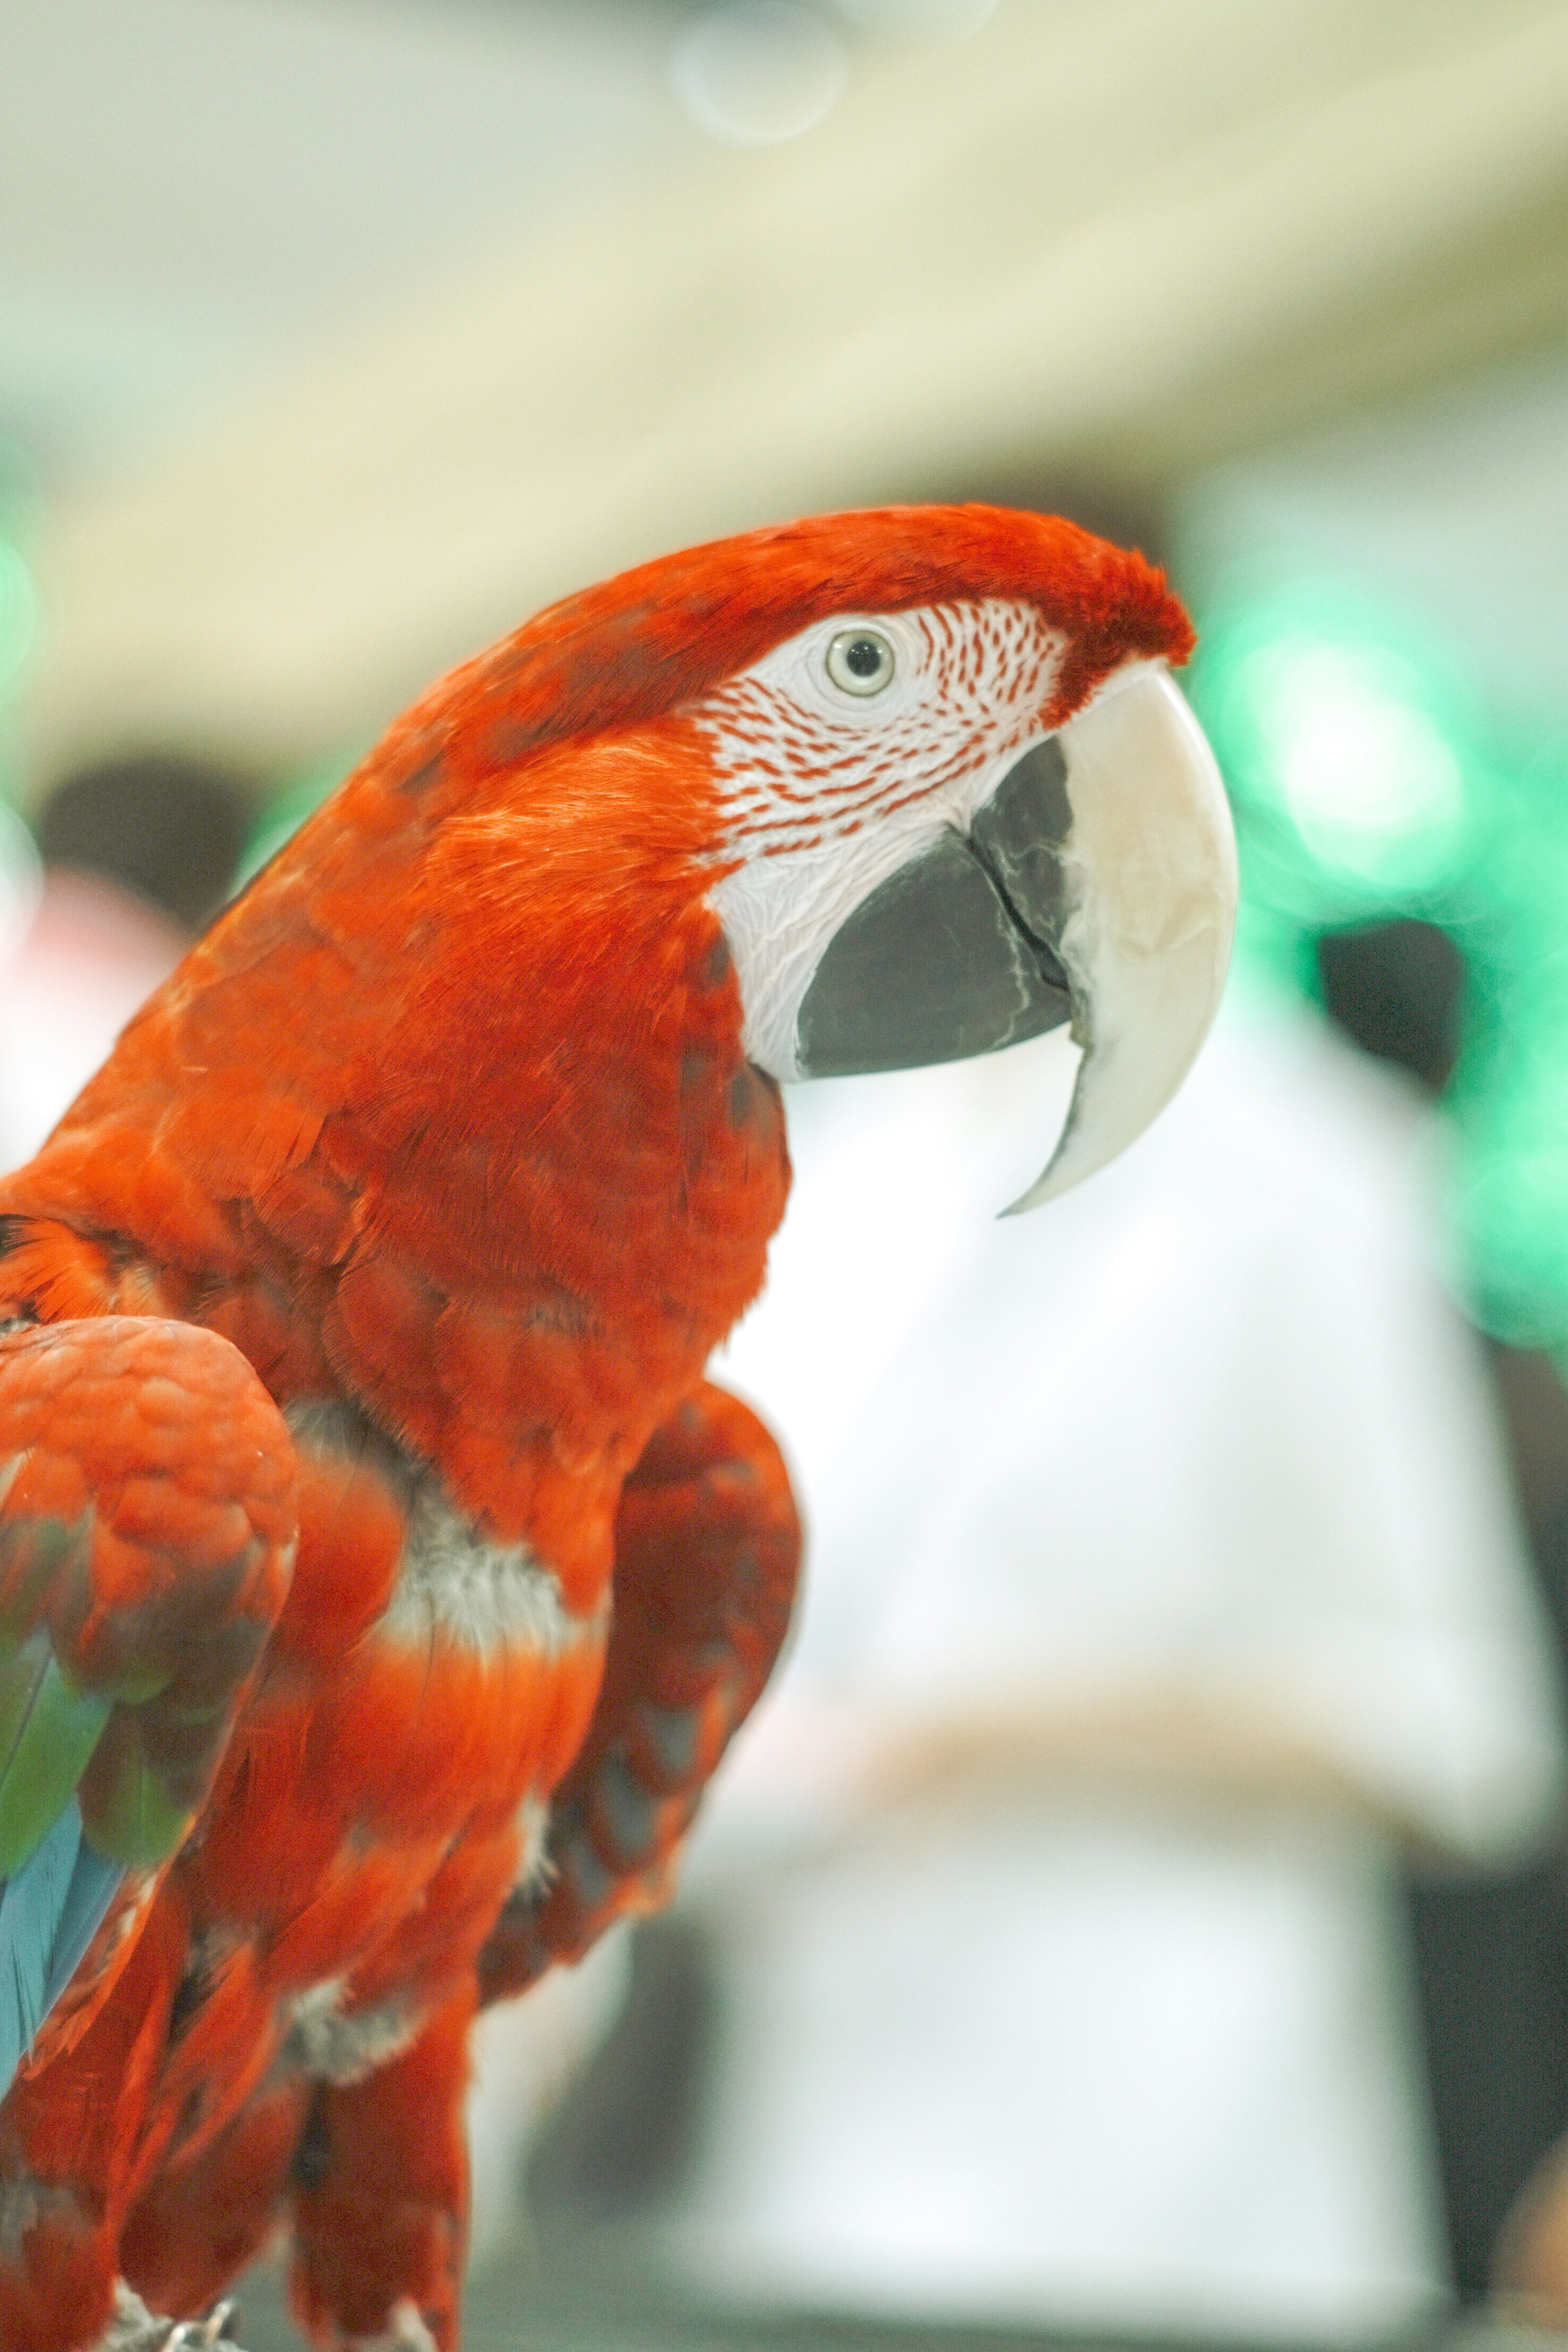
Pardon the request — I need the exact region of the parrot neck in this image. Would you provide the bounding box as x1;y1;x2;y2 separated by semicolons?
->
301;890;792;1583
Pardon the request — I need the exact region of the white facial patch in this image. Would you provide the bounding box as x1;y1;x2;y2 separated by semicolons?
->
696;598;1067;1079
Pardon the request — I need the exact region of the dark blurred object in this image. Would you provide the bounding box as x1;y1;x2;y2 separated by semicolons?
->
1319;917;1568;2300
1408;1857;1568;2301
1465;1340;1568;2305
1488;1343;1568;1679
528;1920;713;2232
1316;920;1466;1096
36;752;252;929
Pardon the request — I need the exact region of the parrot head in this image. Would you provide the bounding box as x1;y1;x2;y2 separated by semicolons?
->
363;502;1236;1212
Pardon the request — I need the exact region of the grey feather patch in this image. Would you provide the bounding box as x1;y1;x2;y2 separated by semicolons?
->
561;1828;617;1915
283;1405;602;1659
639;1704;700;1783
595;1749;658;1868
283;1978;418;2085
380;1481;592;1658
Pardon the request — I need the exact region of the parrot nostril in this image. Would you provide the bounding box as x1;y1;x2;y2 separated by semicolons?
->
795;821;1073;1078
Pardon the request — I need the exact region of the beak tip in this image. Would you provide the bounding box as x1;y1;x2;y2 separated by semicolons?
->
1002;664;1236;1220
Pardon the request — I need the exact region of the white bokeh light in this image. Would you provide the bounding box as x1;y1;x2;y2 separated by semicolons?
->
835;0;1000;34
671;3;849;145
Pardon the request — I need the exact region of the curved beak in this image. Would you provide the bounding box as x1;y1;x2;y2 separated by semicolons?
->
792;662;1236;1209
1000;665;1236;1213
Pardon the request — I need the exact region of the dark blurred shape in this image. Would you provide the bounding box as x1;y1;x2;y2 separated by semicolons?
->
1488;1343;1568;1677
1408;1858;1568;2299
527;1920;713;2231
1455;1340;1568;2300
1319;916;1568;2299
37;752;253;930
1316;920;1465;1096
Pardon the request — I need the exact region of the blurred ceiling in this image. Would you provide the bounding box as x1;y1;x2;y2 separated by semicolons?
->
0;0;677;487
9;0;1568;791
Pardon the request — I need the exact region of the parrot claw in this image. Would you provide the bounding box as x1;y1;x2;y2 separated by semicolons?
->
164;2302;241;2349
101;2286;245;2352
342;2299;440;2352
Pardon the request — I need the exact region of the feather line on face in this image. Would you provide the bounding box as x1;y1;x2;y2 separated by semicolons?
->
694;599;1064;857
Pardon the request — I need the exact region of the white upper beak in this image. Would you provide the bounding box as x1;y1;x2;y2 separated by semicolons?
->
1004;665;1237;1214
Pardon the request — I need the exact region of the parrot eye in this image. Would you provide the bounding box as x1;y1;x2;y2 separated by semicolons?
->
825;627;896;697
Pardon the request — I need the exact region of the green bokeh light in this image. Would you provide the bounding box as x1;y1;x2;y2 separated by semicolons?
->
1185;584;1568;1363
0;438;42;715
0;542;37;700
1186;585;1489;928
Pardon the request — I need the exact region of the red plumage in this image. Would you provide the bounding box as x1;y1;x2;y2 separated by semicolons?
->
0;507;1192;2349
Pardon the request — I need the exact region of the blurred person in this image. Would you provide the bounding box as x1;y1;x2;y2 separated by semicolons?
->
534;970;1565;2344
36;751;249;932
1319;925;1568;2304
0;753;249;1166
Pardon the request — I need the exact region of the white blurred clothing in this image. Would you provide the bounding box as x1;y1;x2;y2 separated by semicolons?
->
660;991;1566;2340
0;868;188;1168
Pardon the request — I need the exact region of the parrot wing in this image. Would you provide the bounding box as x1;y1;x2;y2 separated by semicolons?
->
0;1310;296;2090
476;1381;799;2004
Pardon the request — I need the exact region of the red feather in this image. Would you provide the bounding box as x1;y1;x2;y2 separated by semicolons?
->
0;506;1191;2348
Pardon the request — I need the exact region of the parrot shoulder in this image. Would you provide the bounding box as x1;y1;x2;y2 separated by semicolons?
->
0;1307;298;2093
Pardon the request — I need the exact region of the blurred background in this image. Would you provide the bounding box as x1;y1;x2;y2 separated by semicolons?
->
5;2;1568;2345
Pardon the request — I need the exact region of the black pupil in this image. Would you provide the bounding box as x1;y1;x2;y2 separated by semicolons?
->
844;637;884;678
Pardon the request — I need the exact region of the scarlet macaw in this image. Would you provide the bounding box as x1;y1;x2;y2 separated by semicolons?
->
0;506;1234;2350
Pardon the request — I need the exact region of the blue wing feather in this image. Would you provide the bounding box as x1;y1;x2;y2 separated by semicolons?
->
45;1818;122;2012
0;1800;122;2097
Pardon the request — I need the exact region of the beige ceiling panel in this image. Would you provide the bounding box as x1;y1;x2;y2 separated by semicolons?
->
21;0;1568;789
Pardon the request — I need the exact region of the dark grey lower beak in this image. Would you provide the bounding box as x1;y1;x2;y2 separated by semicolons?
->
795;739;1074;1078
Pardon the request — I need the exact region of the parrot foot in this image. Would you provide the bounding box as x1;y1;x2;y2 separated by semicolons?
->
165;2301;241;2349
102;2285;245;2352
341;2299;439;2352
